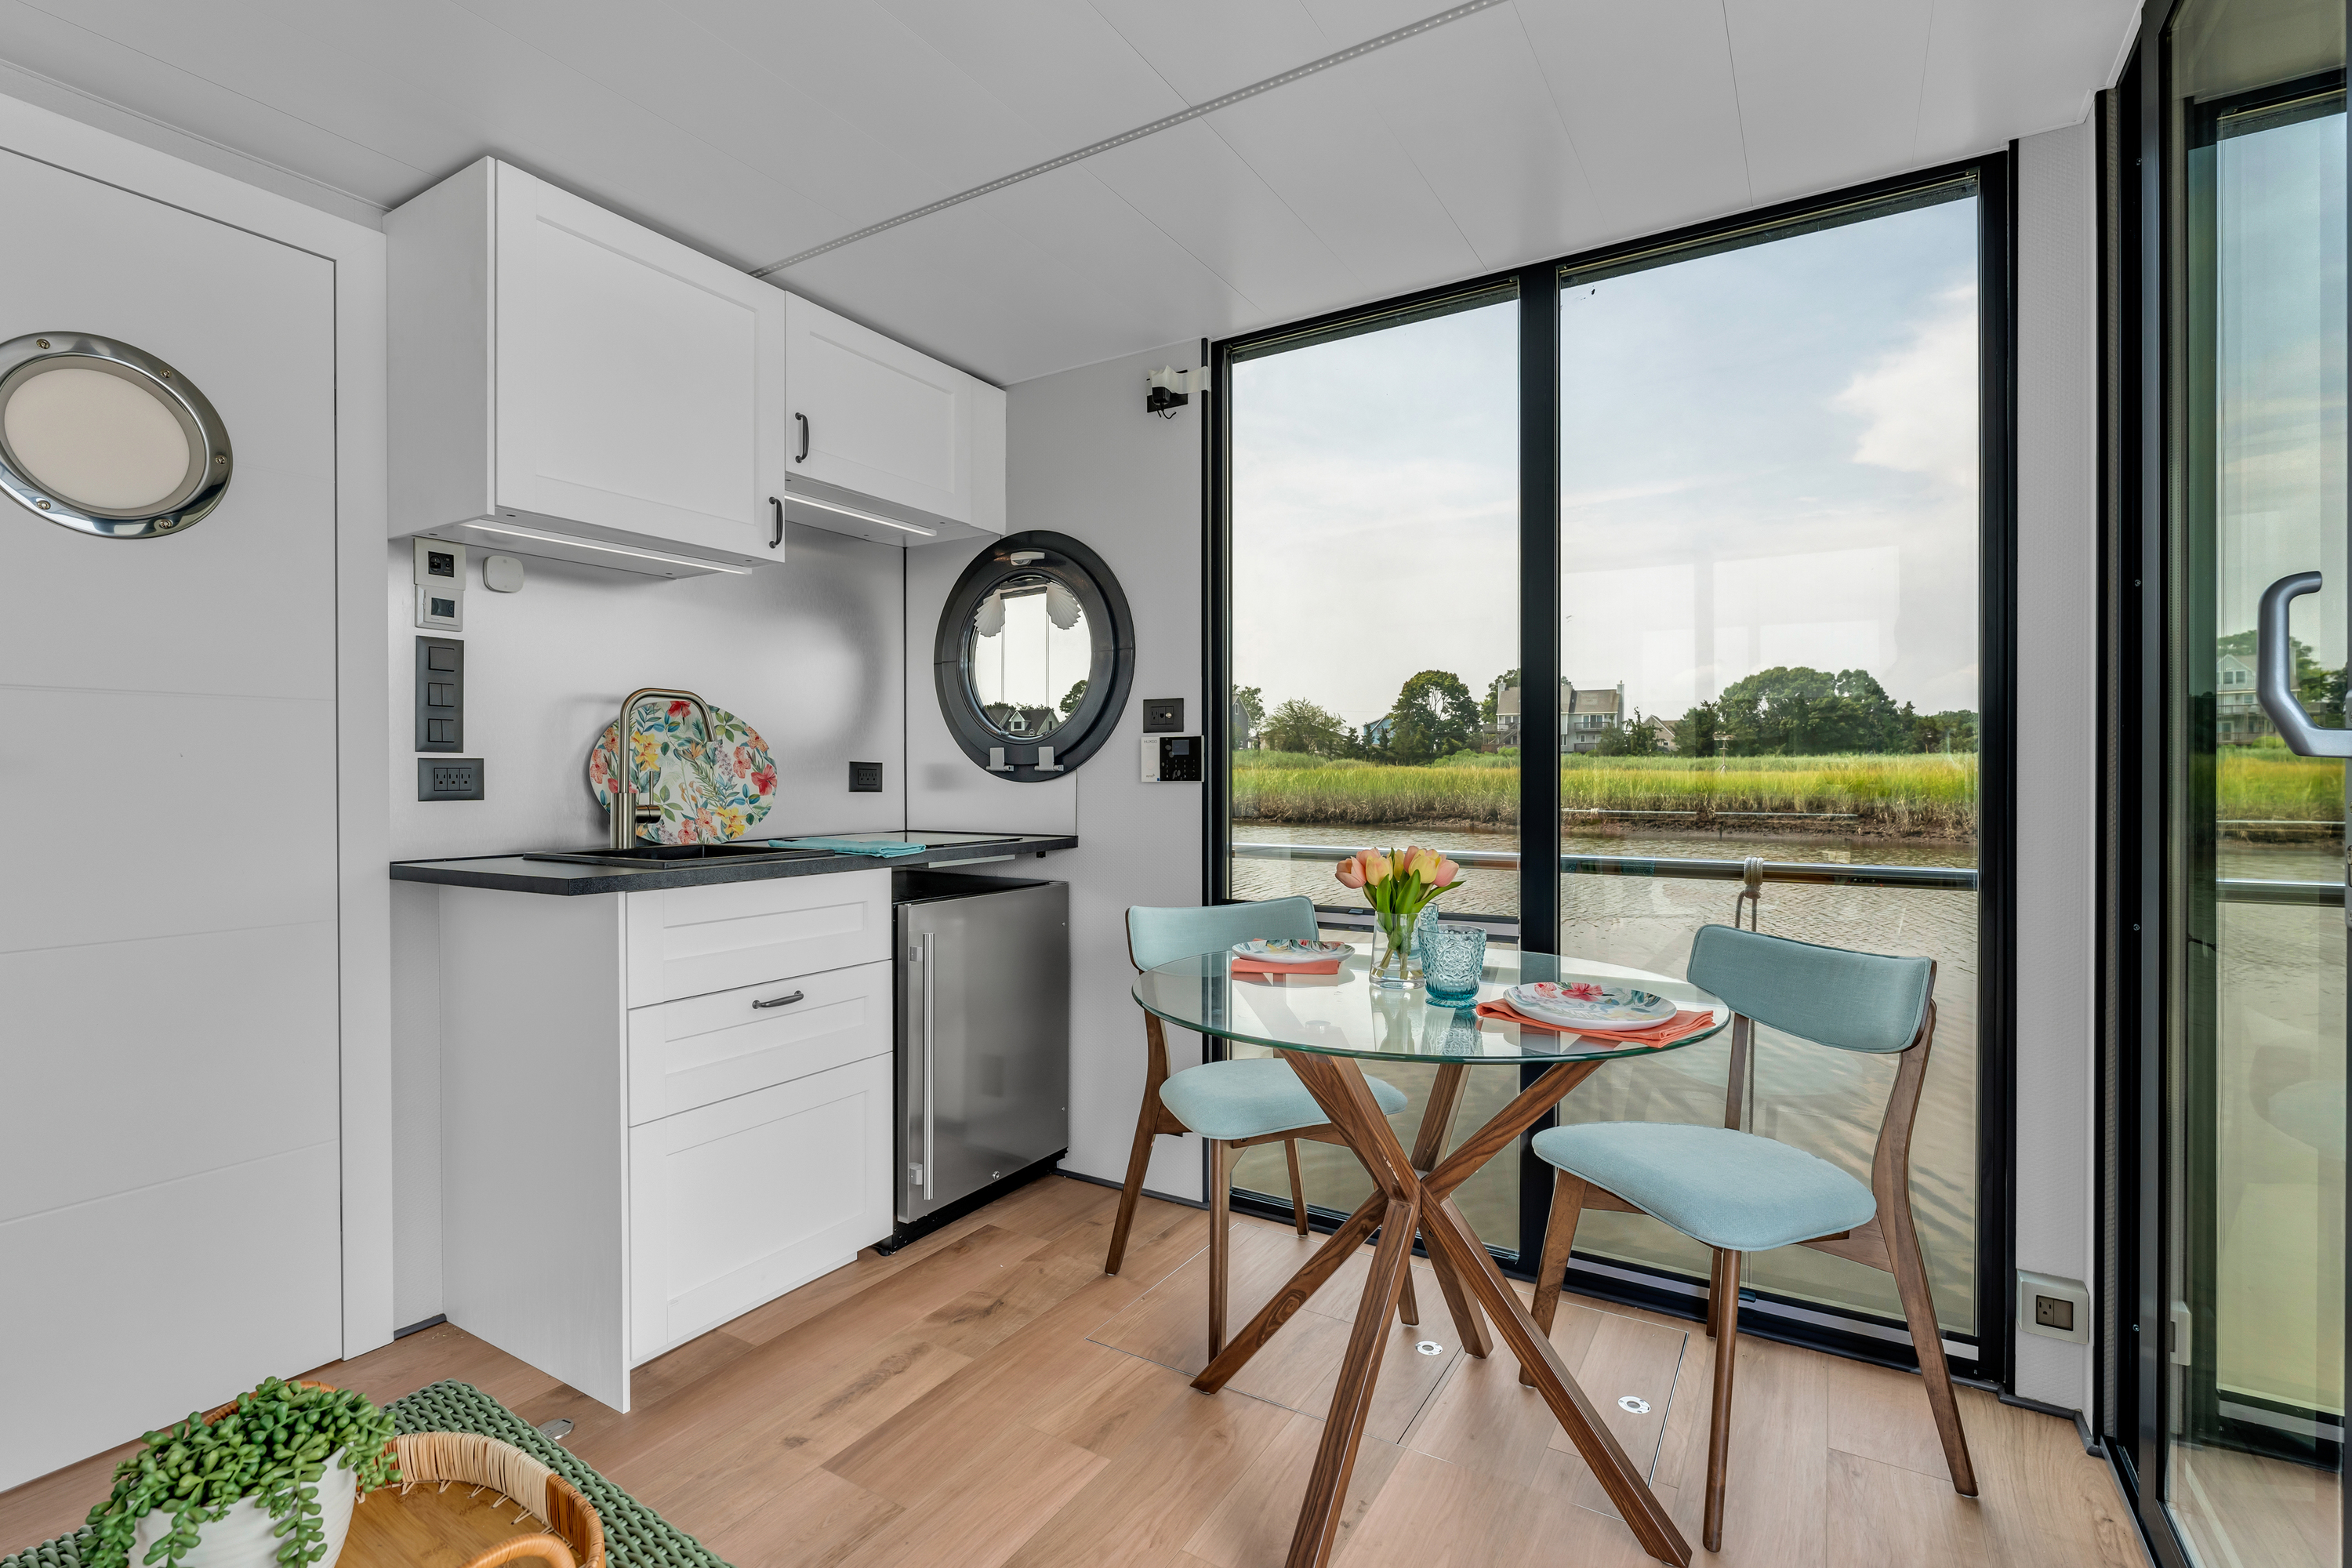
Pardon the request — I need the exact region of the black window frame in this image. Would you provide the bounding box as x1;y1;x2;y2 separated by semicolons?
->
1202;154;2019;1392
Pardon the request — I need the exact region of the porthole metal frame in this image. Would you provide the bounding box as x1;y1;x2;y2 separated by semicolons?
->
0;332;233;539
935;531;1134;782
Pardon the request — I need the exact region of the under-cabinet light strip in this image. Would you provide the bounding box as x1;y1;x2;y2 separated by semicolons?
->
785;492;939;536
468;521;756;574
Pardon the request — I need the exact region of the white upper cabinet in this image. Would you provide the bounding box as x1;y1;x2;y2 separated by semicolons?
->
388;158;789;575
782;292;1005;546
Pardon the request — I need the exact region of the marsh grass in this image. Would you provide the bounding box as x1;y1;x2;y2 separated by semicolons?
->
1230;746;2346;833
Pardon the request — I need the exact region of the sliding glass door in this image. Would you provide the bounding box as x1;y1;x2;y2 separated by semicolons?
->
1210;163;2007;1370
2134;2;2348;1562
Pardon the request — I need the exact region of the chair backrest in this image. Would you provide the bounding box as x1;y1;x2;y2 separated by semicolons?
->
1687;923;1932;1054
1127;897;1317;971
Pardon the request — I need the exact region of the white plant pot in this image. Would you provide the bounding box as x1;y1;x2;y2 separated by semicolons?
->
129;1453;356;1568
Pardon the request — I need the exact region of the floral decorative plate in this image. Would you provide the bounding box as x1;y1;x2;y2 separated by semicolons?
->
1504;982;1678;1029
1232;938;1354;964
586;699;778;844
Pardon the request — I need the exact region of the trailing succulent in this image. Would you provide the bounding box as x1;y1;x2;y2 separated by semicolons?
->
85;1377;400;1568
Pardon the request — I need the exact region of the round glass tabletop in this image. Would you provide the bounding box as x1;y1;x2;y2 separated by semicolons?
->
1131;947;1730;1065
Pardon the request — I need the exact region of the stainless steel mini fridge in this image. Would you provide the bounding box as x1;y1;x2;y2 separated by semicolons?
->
893;872;1069;1229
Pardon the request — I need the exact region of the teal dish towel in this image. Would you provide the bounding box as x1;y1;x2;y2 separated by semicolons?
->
769;836;928;858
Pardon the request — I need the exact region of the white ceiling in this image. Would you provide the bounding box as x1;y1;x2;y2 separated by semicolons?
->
0;0;2139;385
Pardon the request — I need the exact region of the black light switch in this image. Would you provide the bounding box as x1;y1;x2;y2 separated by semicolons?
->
415;637;464;753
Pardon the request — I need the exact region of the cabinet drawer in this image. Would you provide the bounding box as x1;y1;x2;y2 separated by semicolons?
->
625;870;888;1005
628;1053;891;1364
627;959;889;1125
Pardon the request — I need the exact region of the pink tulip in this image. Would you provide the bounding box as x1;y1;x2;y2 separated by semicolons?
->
1334;855;1367;890
1436;858;1461;885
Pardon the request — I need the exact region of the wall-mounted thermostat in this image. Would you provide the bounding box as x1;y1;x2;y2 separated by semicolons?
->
1142;735;1202;783
413;538;465;630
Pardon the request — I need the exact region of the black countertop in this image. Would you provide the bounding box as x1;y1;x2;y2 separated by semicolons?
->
390;832;1078;895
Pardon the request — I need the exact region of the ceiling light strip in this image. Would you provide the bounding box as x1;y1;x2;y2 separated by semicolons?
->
786;492;938;536
468;521;755;574
750;0;1510;277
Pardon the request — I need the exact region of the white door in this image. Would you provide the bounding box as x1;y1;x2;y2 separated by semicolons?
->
493;164;770;560
628;1054;892;1363
0;147;341;1491
783;292;974;523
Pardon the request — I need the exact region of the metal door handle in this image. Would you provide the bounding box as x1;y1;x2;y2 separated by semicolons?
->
768;495;782;550
920;931;935;1200
750;990;803;1010
795;412;810;463
2257;572;2352;757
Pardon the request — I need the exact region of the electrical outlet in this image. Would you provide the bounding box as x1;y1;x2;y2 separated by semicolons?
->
2017;1269;2089;1345
1142;698;1184;732
418;758;483;800
849;760;884;793
2032;1294;2074;1333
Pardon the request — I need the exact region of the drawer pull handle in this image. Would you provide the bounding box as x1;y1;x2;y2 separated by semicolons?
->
751;991;805;1010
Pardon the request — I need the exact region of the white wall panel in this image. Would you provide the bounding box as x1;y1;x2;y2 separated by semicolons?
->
2012;118;2099;1419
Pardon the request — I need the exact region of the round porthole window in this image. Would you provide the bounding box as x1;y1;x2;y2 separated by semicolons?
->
935;532;1134;782
0;332;232;539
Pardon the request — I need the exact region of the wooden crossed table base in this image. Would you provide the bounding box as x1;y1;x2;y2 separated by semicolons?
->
1191;1050;1692;1568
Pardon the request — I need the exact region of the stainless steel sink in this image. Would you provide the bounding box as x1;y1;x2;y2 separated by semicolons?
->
522;844;833;869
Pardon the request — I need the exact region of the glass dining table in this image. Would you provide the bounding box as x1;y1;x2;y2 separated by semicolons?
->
1132;948;1729;1568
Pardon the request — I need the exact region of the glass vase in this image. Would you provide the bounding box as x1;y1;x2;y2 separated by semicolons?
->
1370;905;1426;989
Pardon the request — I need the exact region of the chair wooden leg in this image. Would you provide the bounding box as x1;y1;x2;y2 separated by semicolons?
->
1705;1250;1726;1340
1208;1140;1232;1359
1704;1249;1742;1552
1283;1138;1310;1235
1887;1202;1978;1496
1103;1094;1160;1276
1397;1247;1421;1327
1519;1169;1587;1387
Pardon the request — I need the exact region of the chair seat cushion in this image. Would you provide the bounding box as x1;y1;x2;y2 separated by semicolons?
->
1159;1058;1409;1142
1529;1122;1875;1254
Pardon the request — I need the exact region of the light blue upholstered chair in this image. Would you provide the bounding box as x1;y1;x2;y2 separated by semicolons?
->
1524;924;1976;1550
1110;898;1410;1355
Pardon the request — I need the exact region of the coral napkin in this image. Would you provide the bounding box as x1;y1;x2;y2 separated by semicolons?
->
1472;1000;1715;1047
1231;956;1345;976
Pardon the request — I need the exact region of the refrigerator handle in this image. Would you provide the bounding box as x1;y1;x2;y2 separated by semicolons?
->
920;929;936;1201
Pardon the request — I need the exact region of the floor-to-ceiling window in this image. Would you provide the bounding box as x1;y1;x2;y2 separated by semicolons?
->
1210;165;2007;1370
1546;189;1985;1343
2127;2;2348;1562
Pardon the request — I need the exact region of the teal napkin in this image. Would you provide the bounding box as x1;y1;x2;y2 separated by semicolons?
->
768;836;927;858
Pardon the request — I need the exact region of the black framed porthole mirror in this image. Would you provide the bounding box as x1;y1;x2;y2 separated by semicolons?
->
935;531;1134;782
0;332;232;539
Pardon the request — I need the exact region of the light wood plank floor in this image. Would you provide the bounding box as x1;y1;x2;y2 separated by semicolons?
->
0;1177;2147;1567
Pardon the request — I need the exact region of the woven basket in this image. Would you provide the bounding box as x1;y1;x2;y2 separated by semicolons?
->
384;1432;605;1568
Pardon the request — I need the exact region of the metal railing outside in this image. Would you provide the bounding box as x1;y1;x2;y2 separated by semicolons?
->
1230;840;2338;906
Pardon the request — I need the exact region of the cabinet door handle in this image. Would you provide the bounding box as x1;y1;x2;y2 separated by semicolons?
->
768;495;782;550
795;412;810;463
750;990;804;1010
920;930;935;1201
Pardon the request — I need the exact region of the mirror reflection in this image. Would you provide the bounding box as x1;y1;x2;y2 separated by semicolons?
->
967;572;1091;739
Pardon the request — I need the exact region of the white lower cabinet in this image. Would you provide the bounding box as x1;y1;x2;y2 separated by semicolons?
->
628;1052;892;1364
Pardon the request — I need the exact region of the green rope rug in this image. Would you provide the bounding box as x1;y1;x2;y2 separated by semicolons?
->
2;1380;731;1568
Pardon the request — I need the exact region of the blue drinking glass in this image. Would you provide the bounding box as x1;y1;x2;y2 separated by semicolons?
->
1421;923;1487;1005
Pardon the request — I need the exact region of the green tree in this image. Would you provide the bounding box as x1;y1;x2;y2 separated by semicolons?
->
1481;668;1522;728
1058;678;1087;719
1715;666;1907;754
1380;670;1480;764
1261;698;1351;757
1674;700;1721;757
1595;708;1662;756
1908;708;1977;752
1232;684;1265;731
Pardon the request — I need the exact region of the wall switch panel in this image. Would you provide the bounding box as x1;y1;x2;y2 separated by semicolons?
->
2016;1269;2090;1345
414;539;465;630
415;637;464;752
1141;698;1184;732
1142;734;1202;782
848;760;884;793
418;758;483;800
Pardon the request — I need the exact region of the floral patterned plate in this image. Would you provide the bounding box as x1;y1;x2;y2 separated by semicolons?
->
1231;938;1355;965
1504;982;1678;1030
586;699;778;844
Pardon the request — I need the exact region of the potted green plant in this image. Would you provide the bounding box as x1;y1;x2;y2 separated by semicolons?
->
85;1377;401;1568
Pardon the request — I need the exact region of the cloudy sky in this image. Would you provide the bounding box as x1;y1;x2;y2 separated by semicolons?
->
1231;192;1984;731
